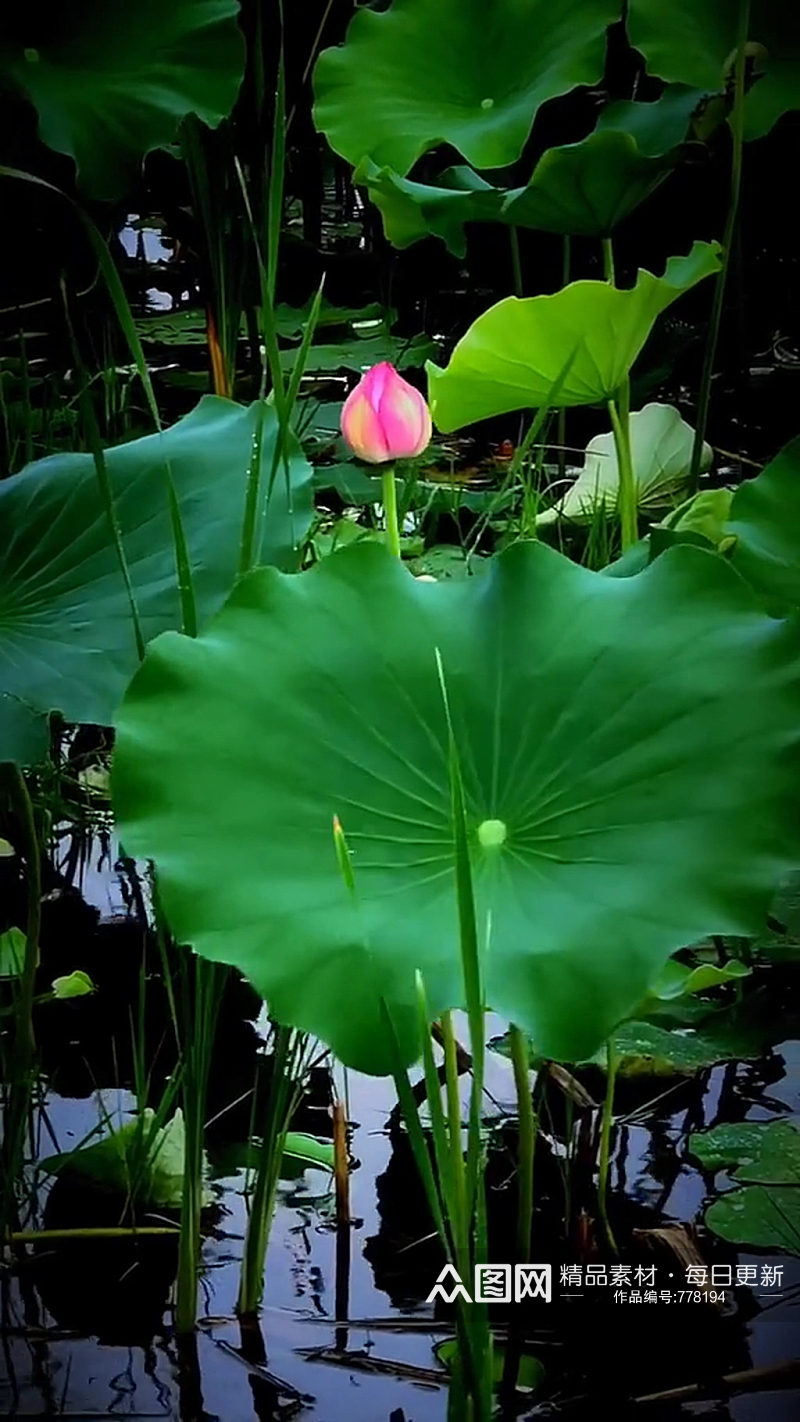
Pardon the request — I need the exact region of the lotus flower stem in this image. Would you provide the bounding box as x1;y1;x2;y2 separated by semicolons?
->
689;0;751;493
381;465;401;560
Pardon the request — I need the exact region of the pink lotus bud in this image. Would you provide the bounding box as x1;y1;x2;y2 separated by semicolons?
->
340;362;432;464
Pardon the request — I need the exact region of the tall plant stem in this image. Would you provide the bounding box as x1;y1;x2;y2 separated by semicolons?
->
597;1037;619;1255
557;236;571;482
602;240;637;553
607;395;637;552
689;0;751;492
381;465;401;559
175;956;224;1334
509;1025;534;1262
333;1100;351;1349
509;226;523;298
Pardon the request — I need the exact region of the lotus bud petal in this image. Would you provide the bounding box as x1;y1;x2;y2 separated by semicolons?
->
341;362;432;464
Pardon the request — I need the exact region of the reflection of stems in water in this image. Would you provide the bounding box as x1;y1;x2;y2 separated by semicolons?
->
689;0;751;492
0;763;42;1237
597;1037;619;1255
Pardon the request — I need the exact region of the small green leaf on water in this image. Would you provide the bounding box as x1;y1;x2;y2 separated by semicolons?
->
51;969;95;999
435;1338;544;1393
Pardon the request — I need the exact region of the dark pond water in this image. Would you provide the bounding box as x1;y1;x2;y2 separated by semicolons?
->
3;826;800;1420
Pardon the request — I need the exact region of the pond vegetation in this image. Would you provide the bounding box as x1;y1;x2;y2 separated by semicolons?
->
1;2;800;1418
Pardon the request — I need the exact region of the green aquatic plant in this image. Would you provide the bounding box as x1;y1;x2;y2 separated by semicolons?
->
0;398;312;766
313;0;621;174
1;0;246;199
690;1120;800;1253
111;539;800;1074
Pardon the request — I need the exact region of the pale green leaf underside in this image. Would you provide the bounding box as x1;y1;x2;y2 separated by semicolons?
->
537;403;711;525
427;242;722;431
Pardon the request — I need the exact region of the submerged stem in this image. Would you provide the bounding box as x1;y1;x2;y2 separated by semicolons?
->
597;1036;619;1256
509;1025;535;1262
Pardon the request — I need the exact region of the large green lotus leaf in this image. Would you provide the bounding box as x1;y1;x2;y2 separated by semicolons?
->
1;1;245;199
358;87;702;256
112;539;800;1076
503;86;704;236
0;397;312;760
537;403;710;526
313;0;621;175
627;0;800;141
427;242;722;431
726;438;800;612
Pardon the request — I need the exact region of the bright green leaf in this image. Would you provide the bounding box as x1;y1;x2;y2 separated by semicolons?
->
427;243;722;431
435;1337;544;1391
0;397;312;762
1;0;246;199
536;402;710;525
281;1132;336;1173
112;539;800;1075
51;969;95;999
628;0;800;141
313;0;621;175
646;957;750;1001
0;927;26;978
40;1108;208;1209
727;437;800;612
